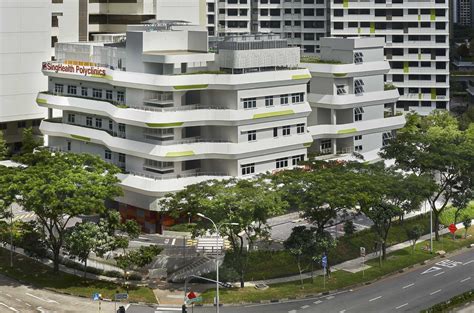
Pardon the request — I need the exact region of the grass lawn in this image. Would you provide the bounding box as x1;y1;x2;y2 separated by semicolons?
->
238;214;431;281
0;248;157;303
439;201;474;226
202;228;474;304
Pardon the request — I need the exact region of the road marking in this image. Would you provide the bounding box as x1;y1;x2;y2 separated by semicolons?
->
164;239;170;244
25;303;31;307
313;300;322;304
433;271;445;277
14;299;21;302
288;311;297;313
340;310;346;313
430;289;442;295
463;260;474;265
402;283;414;289
460;277;471;283
0;302;18;312
369;296;382;302
301;305;309;309
326;296;335;300
154;308;182;311
25;293;59;304
396;303;409;309
244;290;350;308
37;307;47;313
421;266;442;275
171;238;176;246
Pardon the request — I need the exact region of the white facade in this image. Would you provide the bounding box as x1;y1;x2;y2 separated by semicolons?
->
0;0;51;149
38;25;312;232
304;37;404;161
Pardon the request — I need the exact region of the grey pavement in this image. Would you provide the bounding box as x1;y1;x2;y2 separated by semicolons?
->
125;248;474;313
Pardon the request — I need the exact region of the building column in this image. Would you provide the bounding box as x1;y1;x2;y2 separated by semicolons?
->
48;108;53;119
332;139;337;154
330;109;337;124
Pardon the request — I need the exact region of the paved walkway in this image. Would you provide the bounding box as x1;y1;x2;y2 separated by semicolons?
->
247;220;471;286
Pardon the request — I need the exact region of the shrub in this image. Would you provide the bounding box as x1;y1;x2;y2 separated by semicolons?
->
167;223;196;233
128;273;143;281
343;220;356;236
105;270;123;278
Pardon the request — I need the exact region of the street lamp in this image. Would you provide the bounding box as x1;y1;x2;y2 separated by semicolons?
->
196;213;238;313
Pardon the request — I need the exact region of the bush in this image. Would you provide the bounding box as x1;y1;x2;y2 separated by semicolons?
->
167;223;196;233
128;273;143;281
439;202;474;226
105;270;123;278
421;290;473;313
343;220;356;236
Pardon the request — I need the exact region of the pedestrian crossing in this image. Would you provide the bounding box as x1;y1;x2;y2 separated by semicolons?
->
186;238;231;249
12;212;36;221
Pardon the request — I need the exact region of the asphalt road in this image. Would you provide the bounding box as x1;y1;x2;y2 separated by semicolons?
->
0;274;116;313
127;249;474;313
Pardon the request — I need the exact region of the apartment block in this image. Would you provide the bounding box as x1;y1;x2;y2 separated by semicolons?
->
455;0;473;27
37;24;312;232
304;37;404;161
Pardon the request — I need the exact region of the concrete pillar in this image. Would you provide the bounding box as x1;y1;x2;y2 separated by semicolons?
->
48;108;53;119
330;109;337;124
332;139;337;154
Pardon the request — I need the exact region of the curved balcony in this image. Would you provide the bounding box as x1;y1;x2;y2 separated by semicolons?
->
308;89;399;109
302;61;390;78
36;92;312;127
40;119;314;161
308;115;406;140
42;63;311;91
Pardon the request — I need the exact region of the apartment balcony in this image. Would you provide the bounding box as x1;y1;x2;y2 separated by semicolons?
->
308;89;399;109
308;114;405;140
302;61;390;78
399;94;448;102
42;63;311;91
40;119;313;161
314;147;383;163
36;92;312;127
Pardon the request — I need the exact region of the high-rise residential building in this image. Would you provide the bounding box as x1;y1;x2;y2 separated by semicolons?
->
207;0;450;114
304;37;404;161
456;0;473;26
37;23;312;232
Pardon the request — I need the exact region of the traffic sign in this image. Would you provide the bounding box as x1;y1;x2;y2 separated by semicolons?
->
321;255;328;268
360;247;366;257
115;293;128;300
448;223;457;234
187;296;203;304
92;293;101;301
187;291;197;300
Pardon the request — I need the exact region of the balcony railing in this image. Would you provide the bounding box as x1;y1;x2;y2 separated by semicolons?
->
125;170;229;181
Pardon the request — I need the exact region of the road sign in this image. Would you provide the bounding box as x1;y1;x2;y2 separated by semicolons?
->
114;293;128;300
321;255;327;268
360;247;366;257
448;223;457;234
187;291;197;299
187;296;203;304
92;293;101;301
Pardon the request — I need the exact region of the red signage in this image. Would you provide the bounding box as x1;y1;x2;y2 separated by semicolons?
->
448;223;457;234
42;62;106;77
187;291;197;299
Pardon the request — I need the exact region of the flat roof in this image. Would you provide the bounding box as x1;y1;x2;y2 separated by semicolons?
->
143;50;208;56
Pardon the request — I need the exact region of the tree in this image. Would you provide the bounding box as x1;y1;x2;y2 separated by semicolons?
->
458;106;474;131
161;177;287;287
457;44;470;58
380;112;474;240
9;150;122;272
273;161;361;236
356;163;430;260
463;218;471;239
343;220;356;236
20;127;43;155
470;39;474;56
0;131;8;160
406;225;424;254
284;226;313;287
115;245;162;279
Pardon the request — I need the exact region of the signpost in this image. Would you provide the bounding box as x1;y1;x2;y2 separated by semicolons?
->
449;223;457;238
321;254;327;290
92;293;101;313
185;291;202;313
360;247;366;278
114;293;128;312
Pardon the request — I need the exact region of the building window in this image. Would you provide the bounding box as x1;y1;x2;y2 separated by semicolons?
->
81;87;88;97
321;139;331;151
273;127;278;137
118;123;126;133
105;149;112;160
247;130;256;141
108;120;113;130
67;141;71;151
17;121;26;128
92;88;102;98
354;107;364;121
280;94;289;105
118;153;126;163
355;145;363;152
117;91;125;103
86;116;92;126
32;119;41;127
291;93;304;103
296;123;305;134
337;85;347;95
67;113;75;123
354;79;365;95
243;98;256;109
67;85;77;95
106;90;113;100
265;96;274;107
241;163;255;175
282;125;291;136
95;118;102;128
54;84;63;93
51;36;58;48
354;52;364;64
276;157;288;169
0;123;7;130
292;155;304;166
382;132;393;146
354;135;362;141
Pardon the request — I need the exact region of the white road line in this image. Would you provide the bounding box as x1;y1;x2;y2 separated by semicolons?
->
25;293;59;304
244;290;350;308
460;277;471;283
430;289;442;295
369;296;382;302
25;303;31;307
340;310;346;313
301;305;309;309
396;303;409;309
434;271;445;277
14;299;21;302
171;238;176;246
463;260;474;265
403;283;415;289
288;311;297;313
0;302;18;312
313;300;322;304
154;308;182;311
5;294;11;298
37;307;47;313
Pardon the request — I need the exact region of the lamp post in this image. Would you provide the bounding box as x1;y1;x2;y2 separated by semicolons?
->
196;213;238;313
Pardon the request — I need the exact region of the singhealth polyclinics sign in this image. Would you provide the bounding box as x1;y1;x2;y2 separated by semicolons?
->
42;61;107;77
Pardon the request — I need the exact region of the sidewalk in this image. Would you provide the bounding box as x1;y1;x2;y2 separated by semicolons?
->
247;220;471;286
